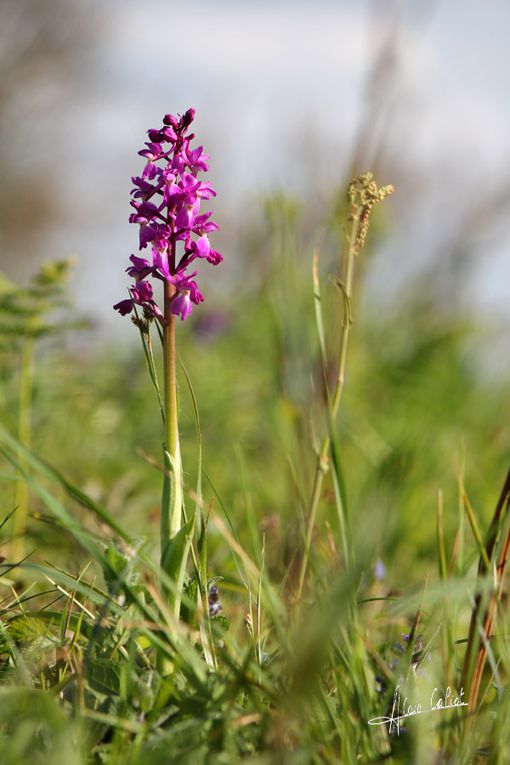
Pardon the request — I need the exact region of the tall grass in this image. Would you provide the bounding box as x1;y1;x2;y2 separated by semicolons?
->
0;179;509;764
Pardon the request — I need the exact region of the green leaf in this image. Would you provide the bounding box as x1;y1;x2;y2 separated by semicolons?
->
87;657;121;696
104;544;129;576
0;424;133;543
161;518;195;619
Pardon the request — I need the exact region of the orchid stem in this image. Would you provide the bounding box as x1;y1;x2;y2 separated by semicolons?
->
161;276;182;562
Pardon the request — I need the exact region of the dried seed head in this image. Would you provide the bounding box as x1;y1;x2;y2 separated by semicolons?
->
346;172;394;254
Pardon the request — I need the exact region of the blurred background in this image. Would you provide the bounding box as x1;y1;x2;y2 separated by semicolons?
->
1;0;510;332
0;0;509;575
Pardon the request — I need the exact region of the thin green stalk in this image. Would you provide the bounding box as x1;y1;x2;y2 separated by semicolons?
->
134;304;164;423
179;355;216;669
296;210;360;599
437;489;454;695
12;337;33;561
461;465;510;712
297;174;393;599
160;274;183;557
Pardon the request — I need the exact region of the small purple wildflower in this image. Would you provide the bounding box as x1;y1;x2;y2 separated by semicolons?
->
114;108;222;323
208;583;222;617
193;310;230;342
374;559;386;581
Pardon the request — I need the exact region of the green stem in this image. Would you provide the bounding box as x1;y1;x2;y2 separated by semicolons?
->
12;338;33;561
160;275;182;560
297;210;360;599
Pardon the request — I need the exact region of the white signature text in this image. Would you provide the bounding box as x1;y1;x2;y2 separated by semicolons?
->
368;685;468;735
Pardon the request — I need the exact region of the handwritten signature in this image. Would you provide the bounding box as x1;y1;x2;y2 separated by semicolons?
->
368;685;468;735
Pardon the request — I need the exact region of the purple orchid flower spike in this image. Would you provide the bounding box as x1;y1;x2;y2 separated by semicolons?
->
114;109;223;620
114;108;222;324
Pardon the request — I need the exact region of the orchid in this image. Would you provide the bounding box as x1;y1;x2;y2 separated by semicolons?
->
114;108;222;323
113;109;223;620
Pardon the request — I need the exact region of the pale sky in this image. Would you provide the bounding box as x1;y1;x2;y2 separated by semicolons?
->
9;0;510;331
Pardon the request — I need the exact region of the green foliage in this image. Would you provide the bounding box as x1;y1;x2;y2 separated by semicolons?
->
0;191;508;764
0;258;84;350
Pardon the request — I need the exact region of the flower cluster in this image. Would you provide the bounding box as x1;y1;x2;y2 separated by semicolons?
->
114;108;222;323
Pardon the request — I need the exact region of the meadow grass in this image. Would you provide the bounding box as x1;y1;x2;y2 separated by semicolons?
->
0;181;509;764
